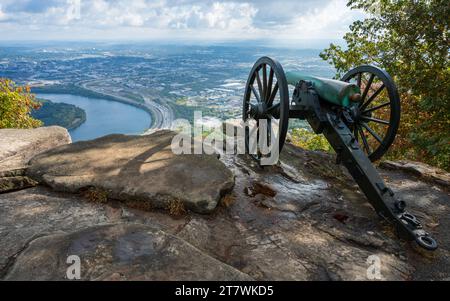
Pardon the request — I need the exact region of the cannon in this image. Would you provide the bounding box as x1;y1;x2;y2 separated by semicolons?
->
242;56;437;251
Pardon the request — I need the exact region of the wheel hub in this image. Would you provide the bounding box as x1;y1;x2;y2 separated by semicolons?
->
250;103;269;119
349;104;371;123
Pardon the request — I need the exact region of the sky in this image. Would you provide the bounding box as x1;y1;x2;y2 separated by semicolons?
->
0;0;366;43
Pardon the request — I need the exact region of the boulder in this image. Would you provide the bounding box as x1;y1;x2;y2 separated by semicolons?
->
0;126;71;171
380;160;450;188
27;130;234;214
0;126;70;192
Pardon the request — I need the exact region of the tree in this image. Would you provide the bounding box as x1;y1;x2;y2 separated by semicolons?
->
0;78;42;129
320;0;450;170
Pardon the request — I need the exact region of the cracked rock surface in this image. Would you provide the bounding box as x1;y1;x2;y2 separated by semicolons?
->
1;130;449;281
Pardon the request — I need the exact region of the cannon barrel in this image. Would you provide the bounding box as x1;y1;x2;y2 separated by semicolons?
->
285;71;361;107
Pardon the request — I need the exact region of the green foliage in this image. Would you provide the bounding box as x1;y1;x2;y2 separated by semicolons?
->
32;99;86;130
320;0;450;170
0;78;42;129
291;128;333;153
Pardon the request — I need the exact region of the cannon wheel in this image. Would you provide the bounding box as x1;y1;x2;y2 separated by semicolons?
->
243;57;289;164
342;65;401;162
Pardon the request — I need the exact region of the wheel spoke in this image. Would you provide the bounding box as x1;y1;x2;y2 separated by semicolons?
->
360;74;375;104
251;84;261;103
354;126;359;142
267;68;274;103
267;102;280;112
267;118;272;148
262;64;267;101
361;122;383;144
356;72;362;88
363;101;390;114
361;84;385;111
361;116;390;125
255;70;263;102
267;102;280;119
358;126;371;155
247;103;257;118
245;124;249;153
271;117;279;126
267;82;279;106
248;121;259;155
256;119;260;156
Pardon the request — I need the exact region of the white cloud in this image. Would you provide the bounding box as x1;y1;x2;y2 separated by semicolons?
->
0;5;8;21
284;0;364;39
0;0;365;41
75;1;257;31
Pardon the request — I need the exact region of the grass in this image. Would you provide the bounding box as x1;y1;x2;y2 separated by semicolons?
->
81;187;109;203
166;199;187;217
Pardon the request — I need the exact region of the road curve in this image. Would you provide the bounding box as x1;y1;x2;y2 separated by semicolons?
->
78;82;174;132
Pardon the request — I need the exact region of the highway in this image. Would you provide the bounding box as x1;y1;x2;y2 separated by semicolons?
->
143;96;174;131
78;81;175;132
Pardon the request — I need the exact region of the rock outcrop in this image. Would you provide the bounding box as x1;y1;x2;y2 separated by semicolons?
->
380;160;450;188
27;130;234;214
0;126;71;193
0;126;71;171
0;129;449;281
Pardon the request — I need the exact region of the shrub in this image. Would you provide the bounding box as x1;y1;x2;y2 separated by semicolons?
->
291;128;333;153
0;78;42;129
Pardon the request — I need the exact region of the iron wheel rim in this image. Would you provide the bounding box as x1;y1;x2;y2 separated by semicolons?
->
342;65;401;162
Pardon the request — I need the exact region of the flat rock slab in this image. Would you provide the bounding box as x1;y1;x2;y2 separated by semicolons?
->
0;126;71;171
4;223;251;281
27;130;234;213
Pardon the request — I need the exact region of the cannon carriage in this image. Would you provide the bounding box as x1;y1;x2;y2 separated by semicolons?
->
242;56;437;251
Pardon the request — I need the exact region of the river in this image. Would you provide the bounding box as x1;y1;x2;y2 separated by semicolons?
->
37;94;152;142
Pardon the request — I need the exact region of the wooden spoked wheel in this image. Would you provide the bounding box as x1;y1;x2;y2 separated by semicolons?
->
243;57;289;164
342;65;401;162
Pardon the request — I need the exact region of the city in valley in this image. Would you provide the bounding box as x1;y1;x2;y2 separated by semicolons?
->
0;42;333;137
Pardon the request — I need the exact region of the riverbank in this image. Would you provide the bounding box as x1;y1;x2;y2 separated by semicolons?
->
32;99;86;131
32;84;157;130
36;93;151;142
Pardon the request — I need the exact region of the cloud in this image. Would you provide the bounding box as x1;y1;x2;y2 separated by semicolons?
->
285;0;363;39
0;5;7;21
0;0;365;41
